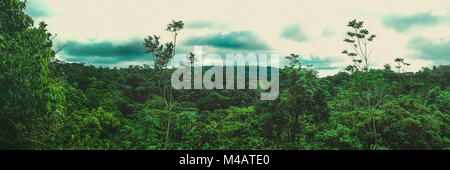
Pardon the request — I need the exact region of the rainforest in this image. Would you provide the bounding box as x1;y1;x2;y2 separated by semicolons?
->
0;0;449;150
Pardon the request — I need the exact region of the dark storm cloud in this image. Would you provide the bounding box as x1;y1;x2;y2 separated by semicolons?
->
182;31;271;51
301;55;339;70
59;39;149;65
407;37;450;64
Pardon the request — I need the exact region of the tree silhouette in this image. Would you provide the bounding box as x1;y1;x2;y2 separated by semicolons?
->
342;19;377;71
285;54;301;68
166;20;184;68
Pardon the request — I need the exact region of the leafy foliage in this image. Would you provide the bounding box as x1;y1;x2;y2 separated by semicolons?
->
0;1;448;150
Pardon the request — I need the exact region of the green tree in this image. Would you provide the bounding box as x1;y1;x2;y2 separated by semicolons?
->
119;96;166;150
144;20;184;149
285;53;301;68
280;67;330;143
0;0;64;149
342;19;377;71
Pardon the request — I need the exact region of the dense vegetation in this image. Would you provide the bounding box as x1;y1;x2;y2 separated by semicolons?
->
1;0;449;150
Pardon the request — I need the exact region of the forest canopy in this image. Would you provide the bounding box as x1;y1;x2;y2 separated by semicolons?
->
0;0;449;150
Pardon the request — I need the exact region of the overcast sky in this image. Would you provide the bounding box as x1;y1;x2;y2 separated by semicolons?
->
26;0;450;76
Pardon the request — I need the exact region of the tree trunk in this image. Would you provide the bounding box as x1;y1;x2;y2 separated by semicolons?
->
164;110;171;150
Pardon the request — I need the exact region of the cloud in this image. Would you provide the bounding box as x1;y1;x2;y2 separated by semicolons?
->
33;0;450;72
382;12;441;32
58;39;149;65
321;27;335;37
301;55;340;70
182;31;270;51
185;20;230;30
280;23;308;43
406;37;450;64
280;54;340;70
25;0;52;18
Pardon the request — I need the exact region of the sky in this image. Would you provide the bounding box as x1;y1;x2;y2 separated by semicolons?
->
25;0;450;77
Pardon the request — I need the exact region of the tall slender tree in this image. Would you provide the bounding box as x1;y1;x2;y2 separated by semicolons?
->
166;20;184;68
342;19;377;71
144;20;184;150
